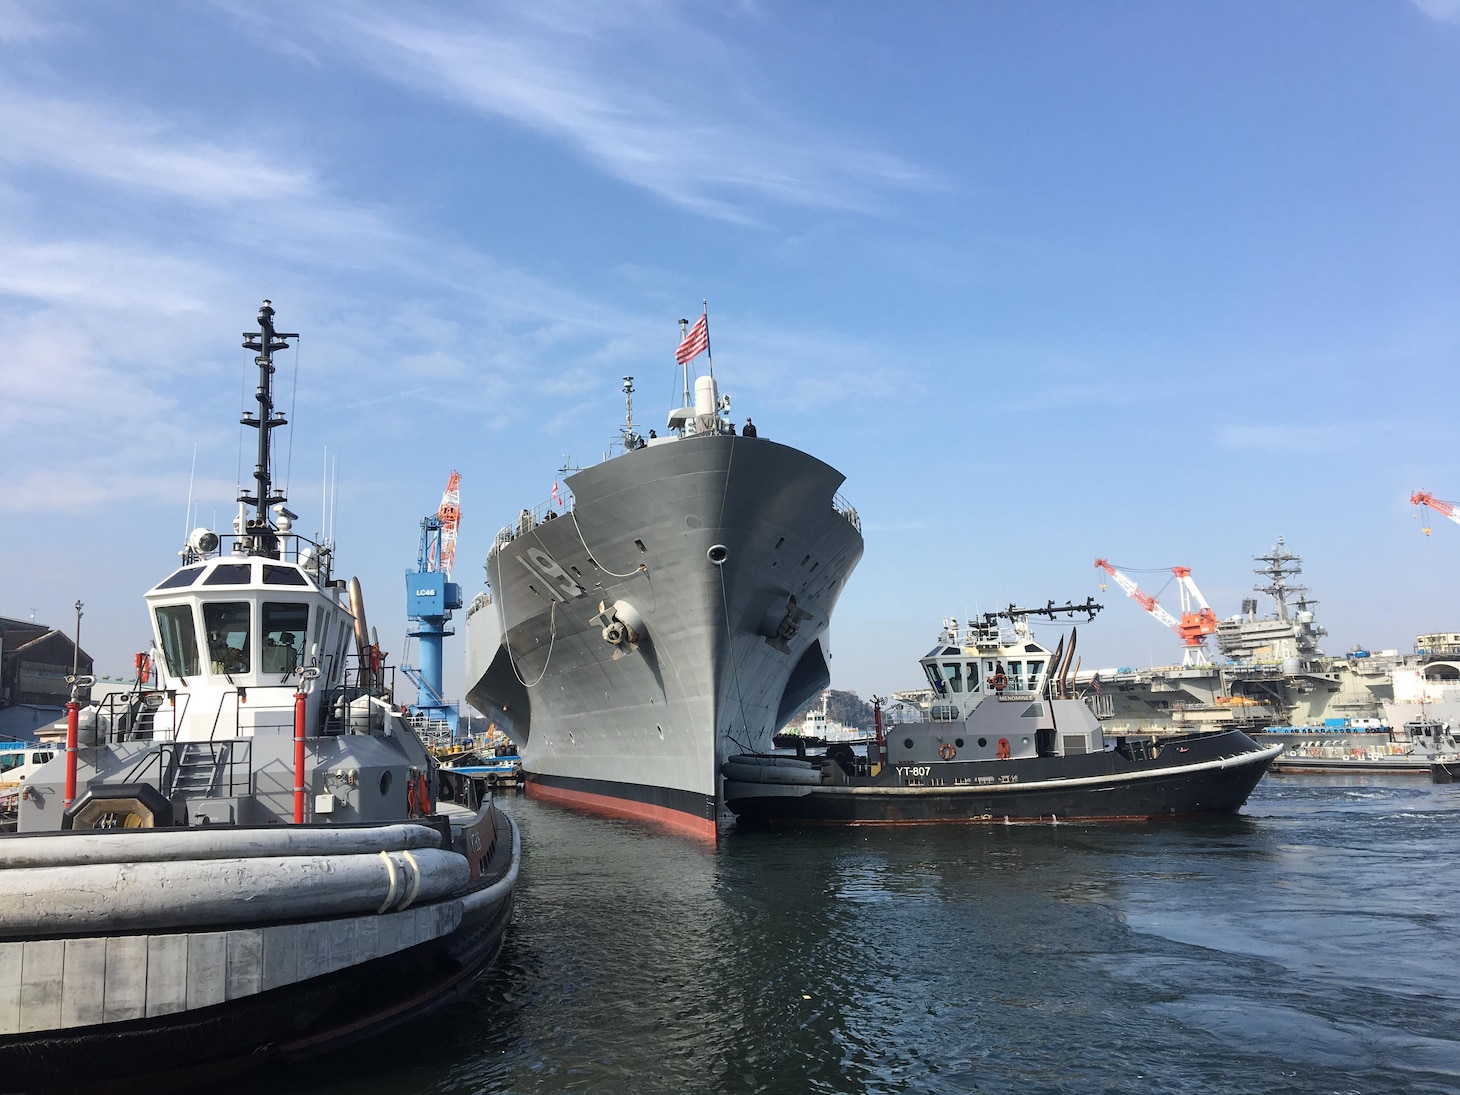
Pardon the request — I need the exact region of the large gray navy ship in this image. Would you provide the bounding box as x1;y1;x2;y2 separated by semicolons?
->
465;323;864;840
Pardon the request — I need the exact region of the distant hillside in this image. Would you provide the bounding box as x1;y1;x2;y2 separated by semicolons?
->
825;689;875;731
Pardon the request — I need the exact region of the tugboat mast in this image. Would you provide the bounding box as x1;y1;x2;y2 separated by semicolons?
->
239;300;298;557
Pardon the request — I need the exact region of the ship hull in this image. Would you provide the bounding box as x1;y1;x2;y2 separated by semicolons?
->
466;435;863;840
725;732;1279;825
0;810;518;1090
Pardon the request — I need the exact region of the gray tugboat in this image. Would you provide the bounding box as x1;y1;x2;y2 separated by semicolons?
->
724;602;1281;825
465;314;864;840
0;302;519;1089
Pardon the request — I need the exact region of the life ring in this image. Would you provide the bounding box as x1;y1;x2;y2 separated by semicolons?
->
997;738;1011;760
938;742;956;761
989;671;1008;693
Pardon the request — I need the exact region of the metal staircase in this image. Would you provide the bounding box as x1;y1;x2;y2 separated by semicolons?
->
167;743;231;798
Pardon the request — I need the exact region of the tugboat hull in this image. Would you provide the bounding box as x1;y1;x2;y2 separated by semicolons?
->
725;732;1281;825
0;811;519;1089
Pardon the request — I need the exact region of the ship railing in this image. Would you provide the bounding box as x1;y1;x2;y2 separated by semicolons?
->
489;499;571;557
97;688;187;744
120;738;253;801
179;530;334;583
833;493;861;533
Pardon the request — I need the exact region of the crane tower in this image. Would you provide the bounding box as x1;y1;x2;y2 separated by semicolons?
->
1094;558;1218;665
404;471;463;738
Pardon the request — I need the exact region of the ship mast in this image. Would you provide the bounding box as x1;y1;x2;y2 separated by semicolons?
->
1252;537;1306;622
239;300;299;558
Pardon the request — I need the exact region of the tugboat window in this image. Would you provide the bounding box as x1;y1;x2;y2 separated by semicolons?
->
203;602;252;674
157;567;203;590
967;663;981;692
944;663;963;693
263;565;309;586
155;605;201;678
203;563;253;586
262;602;309;675
924;664;944;691
1026;660;1043;692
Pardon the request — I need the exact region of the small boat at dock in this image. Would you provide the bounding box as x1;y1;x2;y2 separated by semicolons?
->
1256;717;1460;775
724;603;1281;825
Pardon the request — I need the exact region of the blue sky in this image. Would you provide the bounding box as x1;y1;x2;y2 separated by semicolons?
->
3;1;1459;705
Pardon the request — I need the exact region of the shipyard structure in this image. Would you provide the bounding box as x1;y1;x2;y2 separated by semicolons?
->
1076;540;1460;736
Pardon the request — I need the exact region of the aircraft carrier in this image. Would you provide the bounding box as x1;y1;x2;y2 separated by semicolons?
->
1082;539;1459;736
465;364;863;840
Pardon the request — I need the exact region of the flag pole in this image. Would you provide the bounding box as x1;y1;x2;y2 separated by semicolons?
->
702;299;713;380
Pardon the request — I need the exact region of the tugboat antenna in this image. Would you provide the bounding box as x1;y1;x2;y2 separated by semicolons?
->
977;597;1103;629
239;300;299;557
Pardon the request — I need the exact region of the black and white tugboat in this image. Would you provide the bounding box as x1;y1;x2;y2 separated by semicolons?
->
724;602;1281;825
0;303;519;1089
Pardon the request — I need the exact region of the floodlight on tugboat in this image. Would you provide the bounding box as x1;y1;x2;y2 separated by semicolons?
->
188;528;219;555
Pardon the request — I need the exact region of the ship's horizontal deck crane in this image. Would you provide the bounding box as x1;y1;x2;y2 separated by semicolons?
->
1094;559;1218;665
1411;491;1460;536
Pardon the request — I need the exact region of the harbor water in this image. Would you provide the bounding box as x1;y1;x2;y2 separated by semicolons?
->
287;775;1460;1094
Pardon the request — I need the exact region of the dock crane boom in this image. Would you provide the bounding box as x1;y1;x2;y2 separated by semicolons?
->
1094;558;1219;665
1411;491;1460;536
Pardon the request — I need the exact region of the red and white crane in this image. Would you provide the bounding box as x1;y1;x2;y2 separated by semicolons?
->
1094;559;1219;665
1411;491;1460;537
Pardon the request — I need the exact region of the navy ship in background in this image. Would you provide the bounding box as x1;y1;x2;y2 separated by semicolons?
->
1079;540;1405;735
465;315;864;840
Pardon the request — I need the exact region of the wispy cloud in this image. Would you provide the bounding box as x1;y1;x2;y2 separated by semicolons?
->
1412;0;1460;24
279;2;933;223
1215;422;1359;454
0;89;314;204
0;0;52;43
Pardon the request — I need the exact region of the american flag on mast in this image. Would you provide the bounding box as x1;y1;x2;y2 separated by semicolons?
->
676;313;709;365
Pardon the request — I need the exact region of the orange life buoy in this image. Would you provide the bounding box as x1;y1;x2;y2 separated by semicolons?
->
997;738;1011;760
938;741;956;761
990;672;1008;693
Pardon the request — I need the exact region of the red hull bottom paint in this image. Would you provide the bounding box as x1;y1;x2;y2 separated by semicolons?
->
525;779;717;843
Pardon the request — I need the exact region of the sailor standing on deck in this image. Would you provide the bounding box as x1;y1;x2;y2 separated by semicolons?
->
742;418;758;438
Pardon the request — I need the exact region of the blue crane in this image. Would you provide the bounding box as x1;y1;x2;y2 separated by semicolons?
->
402;471;463;741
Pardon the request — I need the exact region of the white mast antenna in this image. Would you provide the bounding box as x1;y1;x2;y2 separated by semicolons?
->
182;442;198;541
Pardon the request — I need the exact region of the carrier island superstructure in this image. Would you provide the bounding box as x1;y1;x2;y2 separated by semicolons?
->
465;353;864;840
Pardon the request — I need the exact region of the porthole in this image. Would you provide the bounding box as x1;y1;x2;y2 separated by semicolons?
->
379;770;393;796
1021;737;1030;746
955;738;965;748
903;738;914;750
978;738;987;748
